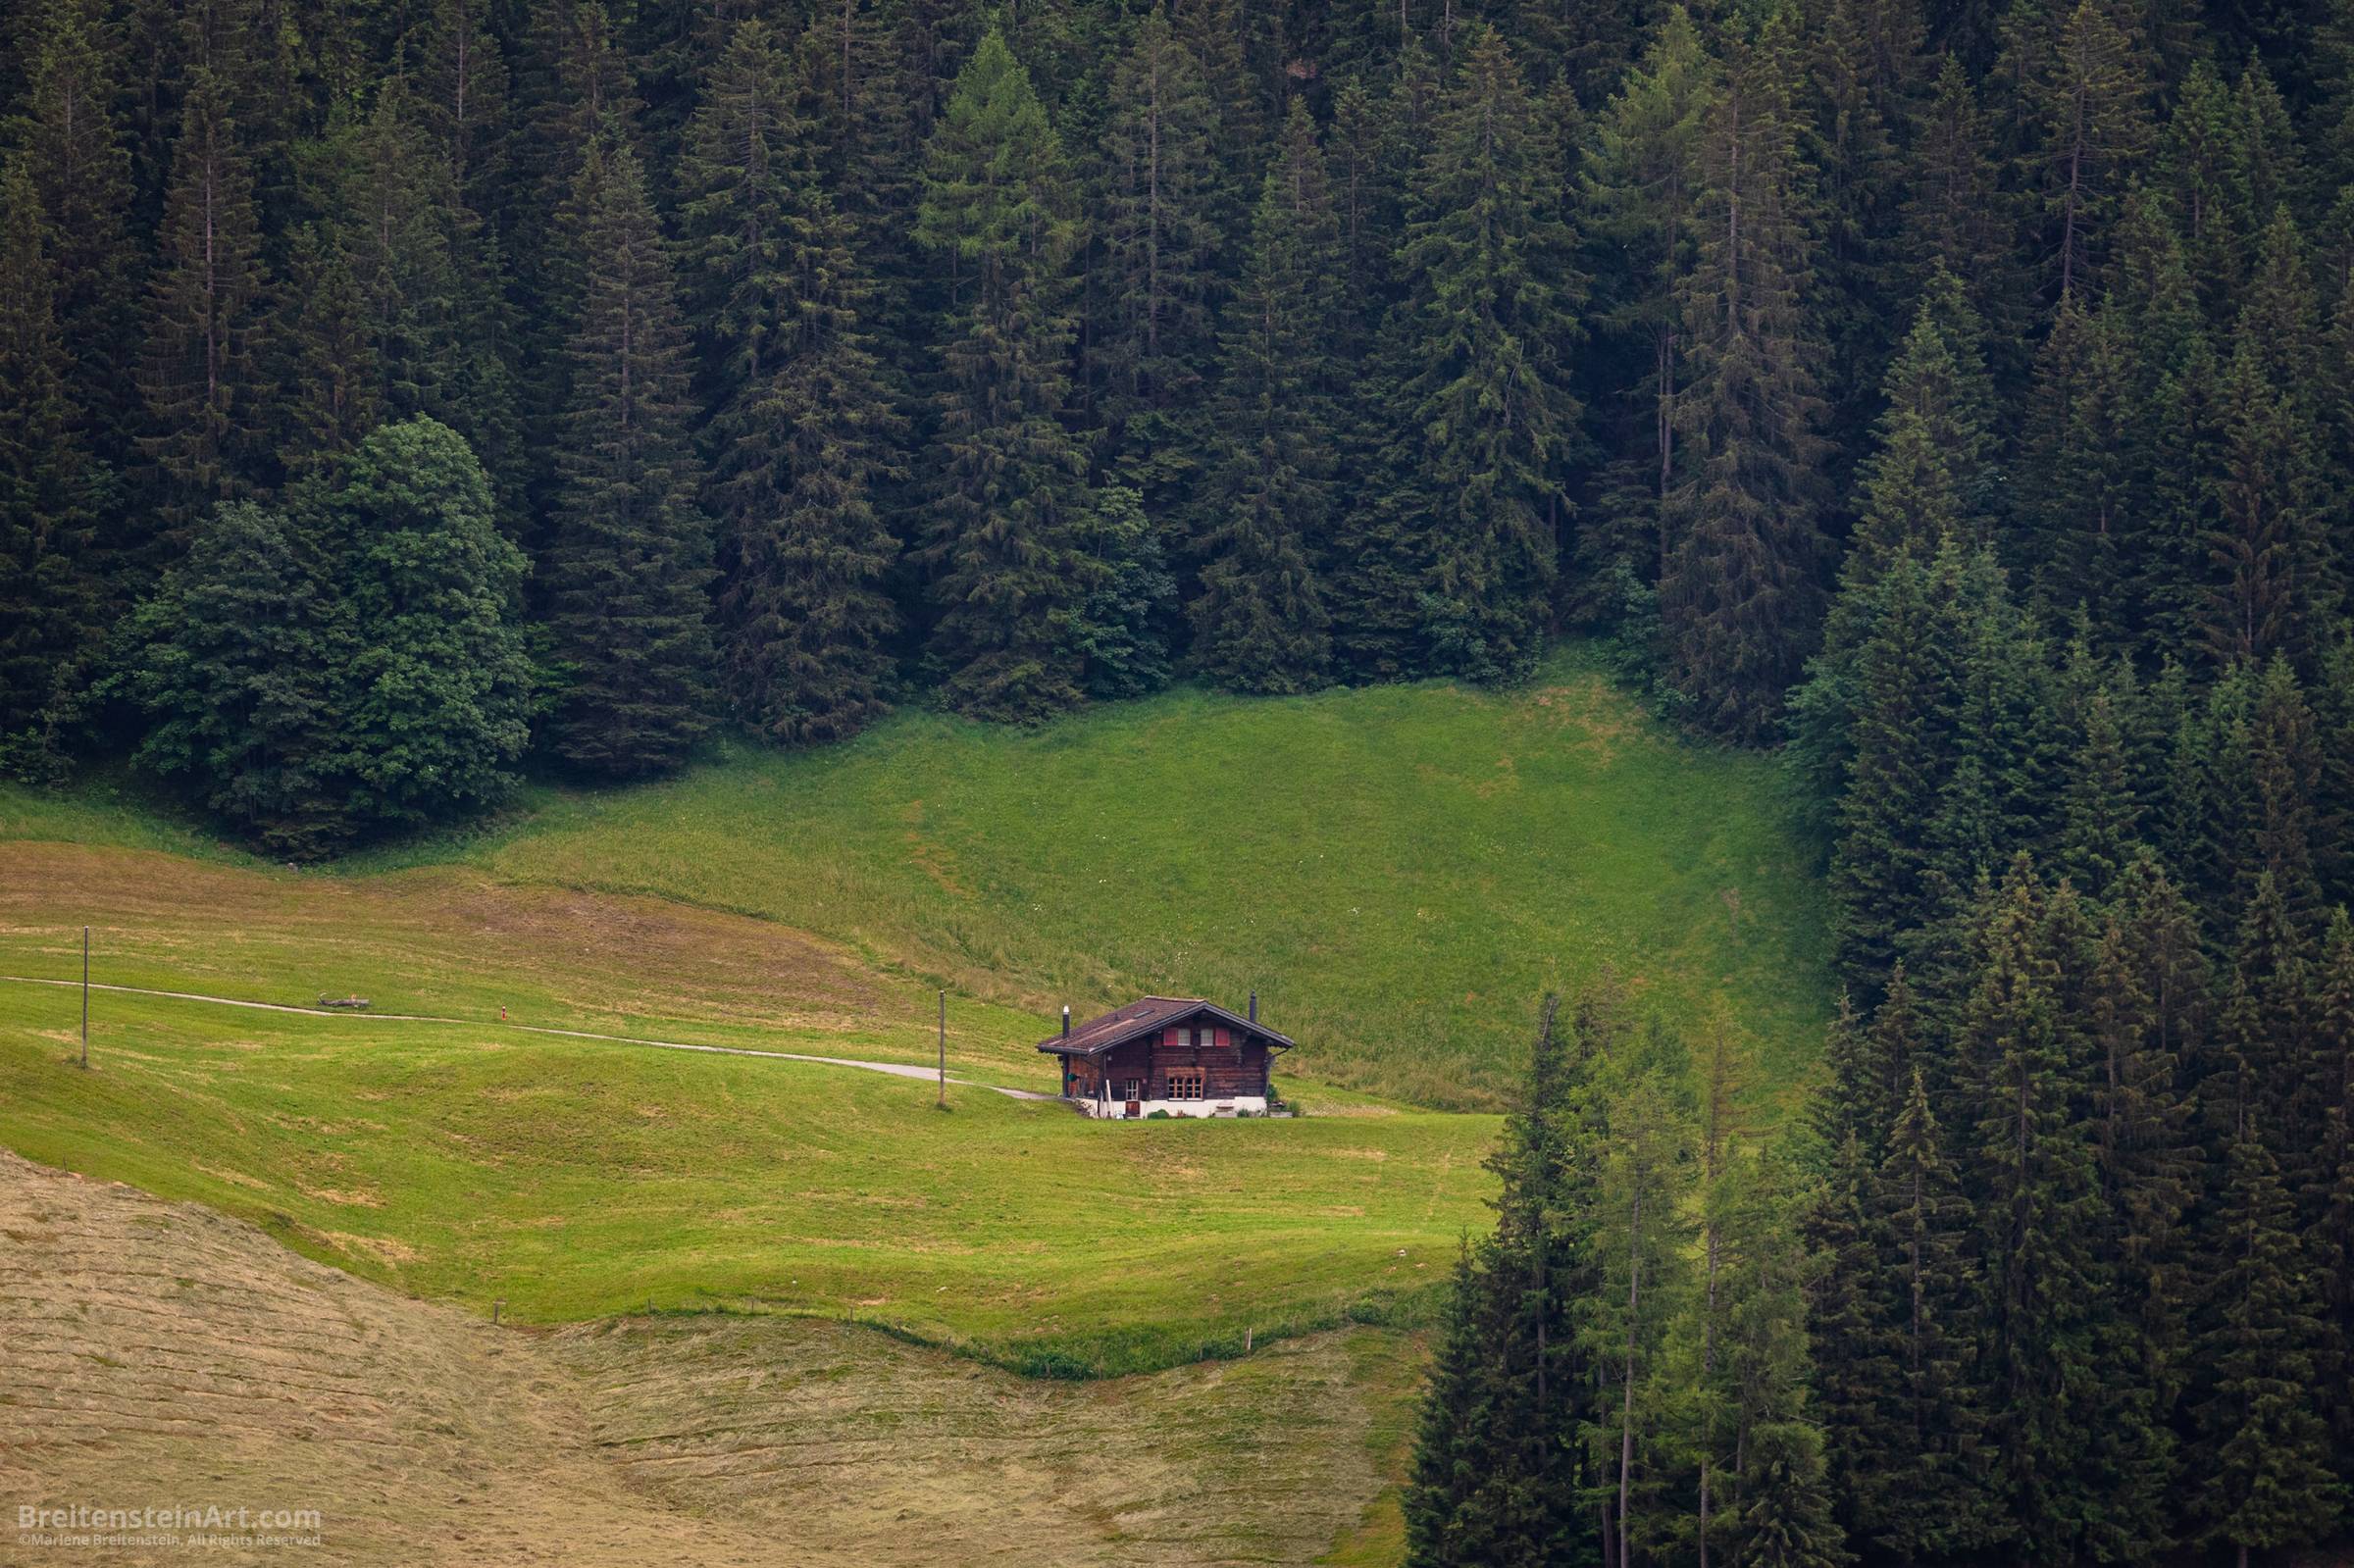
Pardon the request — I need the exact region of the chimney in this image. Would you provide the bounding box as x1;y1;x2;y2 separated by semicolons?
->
1061;1005;1071;1038
1249;990;1257;1024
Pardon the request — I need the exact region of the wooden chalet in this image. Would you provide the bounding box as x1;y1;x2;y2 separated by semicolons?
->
1040;995;1293;1118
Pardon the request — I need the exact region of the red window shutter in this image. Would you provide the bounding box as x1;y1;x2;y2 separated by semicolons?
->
1215;1027;1230;1047
1163;1026;1180;1047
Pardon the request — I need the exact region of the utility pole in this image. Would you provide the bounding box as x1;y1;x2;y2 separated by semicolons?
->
79;927;89;1070
937;989;947;1108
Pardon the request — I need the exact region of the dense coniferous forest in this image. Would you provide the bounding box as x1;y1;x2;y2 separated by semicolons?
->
3;0;2354;1555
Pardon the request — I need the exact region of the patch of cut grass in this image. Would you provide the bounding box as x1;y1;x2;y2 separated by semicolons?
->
0;840;1067;1084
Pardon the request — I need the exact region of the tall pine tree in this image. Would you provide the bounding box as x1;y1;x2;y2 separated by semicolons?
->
541;135;716;775
1386;25;1583;684
1190;101;1339;695
1661;11;1828;742
682;18;902;743
913;29;1095;722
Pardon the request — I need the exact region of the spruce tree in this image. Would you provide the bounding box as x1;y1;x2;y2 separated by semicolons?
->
1089;6;1227;523
1174;0;1276;195
2087;867;2203;1416
1848;268;1998;576
1581;1062;1697;1568
798;0;924;367
541;135;716;775
1828;549;1964;994
2311;911;2354;1472
1956;863;2170;1564
1687;1026;1751;1566
1855;1069;2000;1560
1326;76;1394;331
2017;0;2156;304
510;1;641;257
0;156;102;762
412;0;510;210
327;74;464;426
2056;681;2143;899
508;0;643;482
2158;61;2245;318
2190;1128;2344;1563
2240;658;2328;921
1896;57;2021;362
2226;62;2306;254
2102;195;2225;656
1802;1126;1876;1548
1385;25;1582;685
913;29;1095;723
1719;1151;1849;1568
2203;333;2330;673
17;0;140;463
1190;101;1339;695
682;17;902;744
1321;50;1443;684
1406;993;1611;1565
1071;486;1176;701
268;224;381;478
1799;0;1914;451
137;69;274;560
1578;7;1715;596
1661;12;1828;742
1405;1239;1507;1567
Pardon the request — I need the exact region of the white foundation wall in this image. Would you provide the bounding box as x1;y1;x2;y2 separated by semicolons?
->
1072;1096;1270;1119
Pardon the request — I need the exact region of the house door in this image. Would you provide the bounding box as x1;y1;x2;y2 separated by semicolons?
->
1122;1078;1142;1117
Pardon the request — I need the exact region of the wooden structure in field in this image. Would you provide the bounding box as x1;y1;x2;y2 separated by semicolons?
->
1039;995;1293;1118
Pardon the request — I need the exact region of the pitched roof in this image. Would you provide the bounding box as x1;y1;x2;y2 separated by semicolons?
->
1037;995;1295;1056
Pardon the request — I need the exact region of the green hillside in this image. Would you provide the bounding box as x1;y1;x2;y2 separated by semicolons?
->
0;985;1495;1378
5;649;1833;1108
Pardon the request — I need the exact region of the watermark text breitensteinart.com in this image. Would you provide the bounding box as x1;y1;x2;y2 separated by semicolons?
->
17;1502;323;1552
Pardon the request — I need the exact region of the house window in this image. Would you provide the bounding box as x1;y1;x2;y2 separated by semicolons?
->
1122;1079;1143;1102
1169;1069;1204;1100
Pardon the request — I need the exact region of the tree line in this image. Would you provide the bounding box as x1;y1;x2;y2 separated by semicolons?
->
4;0;2350;849
1408;857;2354;1566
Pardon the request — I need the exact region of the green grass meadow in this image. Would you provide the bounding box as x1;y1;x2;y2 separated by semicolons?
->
0;984;1497;1376
0;650;1832;1381
349;649;1835;1108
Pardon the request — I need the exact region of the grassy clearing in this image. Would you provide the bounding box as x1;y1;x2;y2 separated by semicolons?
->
335;648;1826;1108
3;650;1829;1107
0;985;1495;1375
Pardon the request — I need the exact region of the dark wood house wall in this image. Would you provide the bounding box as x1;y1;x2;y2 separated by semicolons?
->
1074;1028;1269;1100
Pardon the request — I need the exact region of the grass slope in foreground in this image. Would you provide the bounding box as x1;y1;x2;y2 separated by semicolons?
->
352;647;1831;1108
0;986;1496;1376
1;1145;1422;1566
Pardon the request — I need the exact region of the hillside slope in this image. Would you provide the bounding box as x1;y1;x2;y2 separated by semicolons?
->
0;1147;1419;1565
1;650;1826;1108
0;986;1494;1372
439;656;1829;1106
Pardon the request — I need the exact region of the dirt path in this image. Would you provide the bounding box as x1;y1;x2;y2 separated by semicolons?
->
0;973;1055;1100
0;1149;1409;1566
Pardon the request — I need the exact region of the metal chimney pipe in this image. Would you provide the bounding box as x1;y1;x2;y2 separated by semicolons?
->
1249;990;1257;1024
1062;1005;1071;1037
